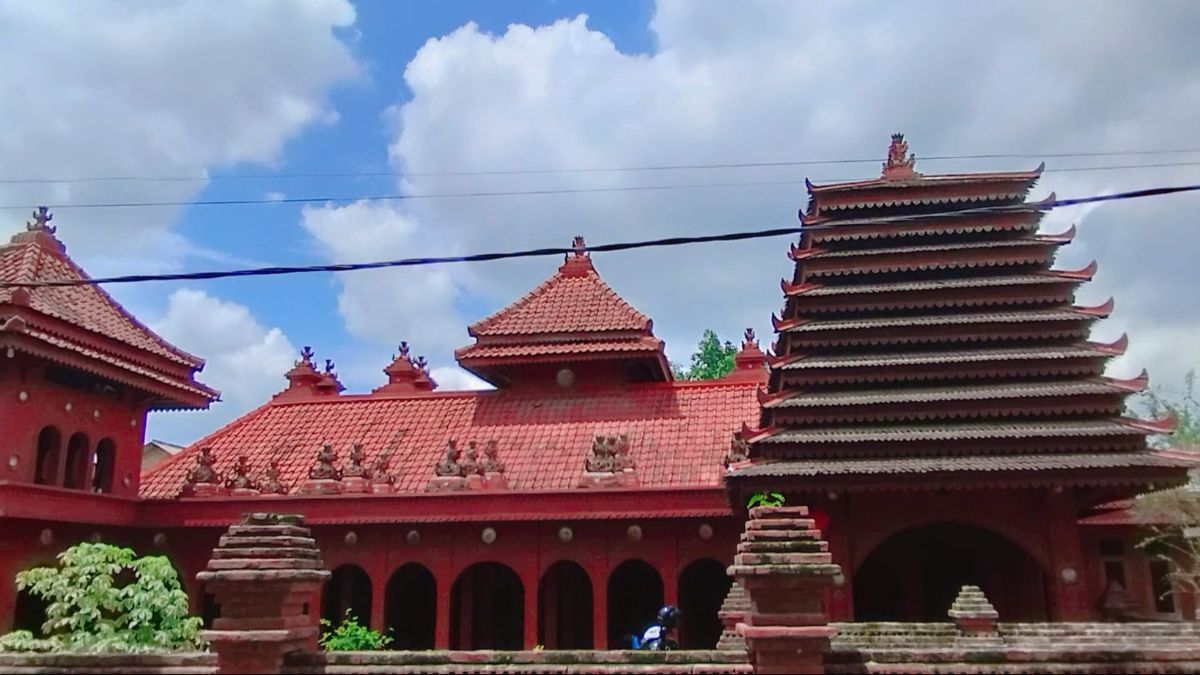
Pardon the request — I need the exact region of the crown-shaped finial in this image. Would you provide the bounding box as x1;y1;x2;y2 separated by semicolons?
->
296;346;316;367
882;132;919;179
25;206;55;234
572;235;587;256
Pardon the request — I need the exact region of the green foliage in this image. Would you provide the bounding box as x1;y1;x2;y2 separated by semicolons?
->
0;542;202;654
318;612;392;651
675;329;737;381
1132;370;1200;447
746;491;786;509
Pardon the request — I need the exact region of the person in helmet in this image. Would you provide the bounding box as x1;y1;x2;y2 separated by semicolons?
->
637;605;681;650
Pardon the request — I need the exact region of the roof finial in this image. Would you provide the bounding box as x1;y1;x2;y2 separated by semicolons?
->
296;346;316;368
571;235;587;258
398;341;410;359
743;327;757;348
882;132;919;179
26;206;55;234
324;358;336;375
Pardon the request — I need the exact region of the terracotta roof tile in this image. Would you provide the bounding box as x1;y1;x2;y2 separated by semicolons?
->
784;308;1096;334
757;419;1149;444
797;273;1078;297
778;344;1112;371
765;380;1130;409
140;380;759;500
468;253;650;337
456;336;663;360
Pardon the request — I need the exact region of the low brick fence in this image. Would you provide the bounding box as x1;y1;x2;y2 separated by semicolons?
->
0;652;216;674
283;649;751;674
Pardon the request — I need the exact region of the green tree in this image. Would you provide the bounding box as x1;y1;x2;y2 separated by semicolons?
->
1135;370;1200;447
0;542;202;653
674;329;737;381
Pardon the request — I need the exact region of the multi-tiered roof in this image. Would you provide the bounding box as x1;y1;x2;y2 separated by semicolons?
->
729;135;1187;493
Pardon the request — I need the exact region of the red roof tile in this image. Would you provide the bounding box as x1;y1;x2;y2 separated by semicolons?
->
140;380;760;500
468;249;650;337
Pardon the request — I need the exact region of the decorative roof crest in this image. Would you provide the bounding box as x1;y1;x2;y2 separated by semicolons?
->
434;439;464;477
26;206;55;234
571;235;588;258
225;454;258;491
295;346;316;369
342;442;368;478
481;439;505;474
724;430;751;468
882;132;920;180
259;460;288;495
742;327;758;349
308;443;341;480
185;446;221;486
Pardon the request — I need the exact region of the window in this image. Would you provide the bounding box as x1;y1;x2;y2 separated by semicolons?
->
34;427;61;485
1099;539;1127;591
1149;560;1176;614
92;439;116;494
64;433;90;490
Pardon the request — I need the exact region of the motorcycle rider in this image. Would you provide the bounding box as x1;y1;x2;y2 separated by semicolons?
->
637;605;681;650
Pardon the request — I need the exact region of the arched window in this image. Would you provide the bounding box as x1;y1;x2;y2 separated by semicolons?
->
450;562;524;650
678;558;730;649
538;560;593;649
385;563;436;649
321;564;373;629
606;559;663;649
63;433;90;490
33;426;61;486
92;439;116;493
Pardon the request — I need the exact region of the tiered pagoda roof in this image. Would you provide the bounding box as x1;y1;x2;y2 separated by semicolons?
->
729;134;1189;493
455;237;670;385
0;208;217;409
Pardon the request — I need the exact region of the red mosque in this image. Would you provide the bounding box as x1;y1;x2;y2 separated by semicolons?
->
0;137;1193;653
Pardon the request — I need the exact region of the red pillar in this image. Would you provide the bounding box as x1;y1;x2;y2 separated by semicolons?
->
592;561;608;649
435;575;451;649
1045;490;1091;620
370;570;386;634
523;567;538;649
824;496;854;621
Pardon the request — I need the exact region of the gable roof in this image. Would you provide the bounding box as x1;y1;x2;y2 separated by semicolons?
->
139;379;760;500
0;221;217;408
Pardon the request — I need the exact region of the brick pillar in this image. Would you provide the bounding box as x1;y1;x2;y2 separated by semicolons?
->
728;505;840;675
948;585;1002;646
1045;490;1090;620
196;513;330;675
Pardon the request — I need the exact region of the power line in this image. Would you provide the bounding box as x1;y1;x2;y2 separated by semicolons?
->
4;183;1198;290
5;160;1200;212
2;147;1199;185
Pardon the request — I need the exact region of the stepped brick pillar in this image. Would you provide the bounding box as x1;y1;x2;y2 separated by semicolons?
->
716;581;749;651
728;505;841;675
948;585;1002;646
196;513;330;675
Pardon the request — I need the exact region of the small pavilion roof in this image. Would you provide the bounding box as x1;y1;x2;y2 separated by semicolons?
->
456;237;669;382
0;209;216;408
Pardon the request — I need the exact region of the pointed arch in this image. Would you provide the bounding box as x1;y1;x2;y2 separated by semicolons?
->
33;426;61;485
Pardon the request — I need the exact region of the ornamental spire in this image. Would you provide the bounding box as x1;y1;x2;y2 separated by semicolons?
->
882;132;920;180
26;206;55;234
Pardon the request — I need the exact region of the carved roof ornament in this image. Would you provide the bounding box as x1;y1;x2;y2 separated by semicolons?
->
398;341;411;360
259;460;288;495
586;434;633;473
434;439;464;477
742;328;758;349
881;132;920;180
571;235;587;259
725;431;751;469
296;346;316;368
185;446;221;486
225;454;258;491
343;442;368;478
369;451;394;484
26;206;55;234
461;441;483;477
481;439;505;474
308;443;341;480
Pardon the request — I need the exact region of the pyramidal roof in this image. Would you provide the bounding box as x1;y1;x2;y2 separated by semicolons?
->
456;237;668;383
0;209;217;409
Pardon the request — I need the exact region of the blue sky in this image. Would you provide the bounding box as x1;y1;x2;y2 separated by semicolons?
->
2;1;1198;445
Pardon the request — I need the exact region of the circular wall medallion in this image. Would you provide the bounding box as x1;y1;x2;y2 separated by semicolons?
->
698;523;714;540
64;402;72;412
7;454;18;471
153;533;168;548
1060;567;1078;584
626;524;643;542
38;529;53;547
344;531;359;547
93;410;100;419
481;527;497;544
832;571;846;587
406;529;421;546
130;418;138;427
557;526;574;544
18;391;27;402
122;474;132;488
556;368;576;388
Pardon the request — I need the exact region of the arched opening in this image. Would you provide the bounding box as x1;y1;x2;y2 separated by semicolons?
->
201;591;220;629
853;522;1049;621
91;439;116;493
33;426;61;486
538;560;593;649
63;433;90;490
321;564;373;629
607;559;663;649
678;558;730;649
12;588;48;637
450;562;524;650
385;563;436;650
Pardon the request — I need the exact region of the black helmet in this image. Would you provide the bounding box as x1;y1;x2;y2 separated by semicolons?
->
656;605;681;629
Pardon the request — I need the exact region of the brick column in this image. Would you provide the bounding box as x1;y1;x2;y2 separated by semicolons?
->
728;505;840;675
196;513;330;675
716;581;748;651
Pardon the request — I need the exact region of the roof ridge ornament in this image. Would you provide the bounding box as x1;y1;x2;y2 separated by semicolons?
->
26;206;55;234
882;132;920;180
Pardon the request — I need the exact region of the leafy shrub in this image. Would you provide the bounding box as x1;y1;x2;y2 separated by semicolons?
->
0;542;202;654
746;491;786;509
319;612;392;651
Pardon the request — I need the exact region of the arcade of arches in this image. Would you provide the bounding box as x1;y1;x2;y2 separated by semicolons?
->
33;426;116;494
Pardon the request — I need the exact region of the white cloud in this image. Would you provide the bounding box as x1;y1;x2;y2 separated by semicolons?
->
430;366;493;392
147;289;296;443
332;1;1200;389
0;0;361;262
